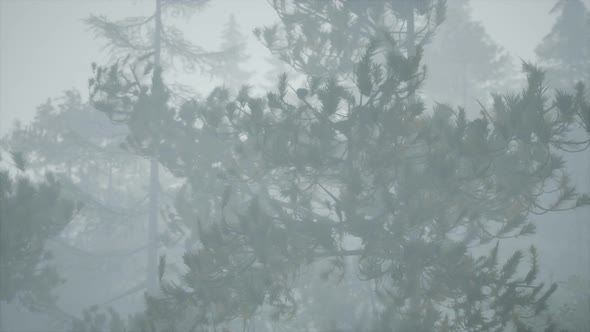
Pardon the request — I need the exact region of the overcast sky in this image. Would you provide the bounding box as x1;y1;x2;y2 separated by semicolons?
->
0;0;579;133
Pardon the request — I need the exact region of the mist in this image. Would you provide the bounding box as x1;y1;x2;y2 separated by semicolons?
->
1;0;589;331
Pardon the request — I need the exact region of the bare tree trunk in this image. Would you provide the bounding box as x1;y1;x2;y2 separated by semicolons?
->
404;0;422;326
147;160;159;295
406;0;416;104
107;160;113;205
0;300;4;331
406;0;415;58
147;0;162;296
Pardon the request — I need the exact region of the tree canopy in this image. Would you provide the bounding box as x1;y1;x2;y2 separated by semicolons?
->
3;1;589;331
0;151;76;318
86;0;590;328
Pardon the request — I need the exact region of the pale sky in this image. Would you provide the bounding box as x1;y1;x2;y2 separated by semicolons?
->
0;0;577;133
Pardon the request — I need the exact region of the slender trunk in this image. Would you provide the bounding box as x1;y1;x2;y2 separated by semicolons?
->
0;301;3;331
405;0;422;325
406;0;416;102
147;0;162;296
67;161;72;179
147;160;159;295
406;0;416;58
107;161;113;205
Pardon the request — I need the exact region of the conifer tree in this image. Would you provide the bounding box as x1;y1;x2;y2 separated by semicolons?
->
263;52;292;89
86;0;219;296
534;0;590;296
535;0;590;90
2;91;173;314
255;0;446;79
422;0;516;110
211;14;253;91
0;150;76;327
87;1;590;331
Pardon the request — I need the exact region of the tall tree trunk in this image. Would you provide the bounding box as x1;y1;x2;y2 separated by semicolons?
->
406;0;416;102
147;0;162;296
406;1;416;58
107;160;113;205
404;0;422;326
0;300;4;331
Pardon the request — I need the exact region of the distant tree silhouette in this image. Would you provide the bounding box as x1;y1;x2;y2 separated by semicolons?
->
536;0;590;90
211;14;253;91
422;0;516;111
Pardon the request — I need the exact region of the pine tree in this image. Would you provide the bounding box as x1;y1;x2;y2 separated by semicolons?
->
422;0;516;111
255;0;446;79
535;0;590;90
0;150;76;327
211;14;253;91
2;90;176;316
86;1;590;331
86;0;220;296
534;0;590;295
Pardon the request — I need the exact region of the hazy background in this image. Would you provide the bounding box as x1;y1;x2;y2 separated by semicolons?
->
1;0;589;298
0;0;589;331
1;0;581;134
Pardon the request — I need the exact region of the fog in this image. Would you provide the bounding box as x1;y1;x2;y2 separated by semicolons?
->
1;0;589;331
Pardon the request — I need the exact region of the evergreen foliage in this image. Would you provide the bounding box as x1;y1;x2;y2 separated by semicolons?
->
535;0;590;90
254;0;446;78
79;0;590;331
422;0;516;110
0;150;75;316
84;0;227;299
1;90;171;316
88;28;590;332
85;0;217;73
211;14;253;90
